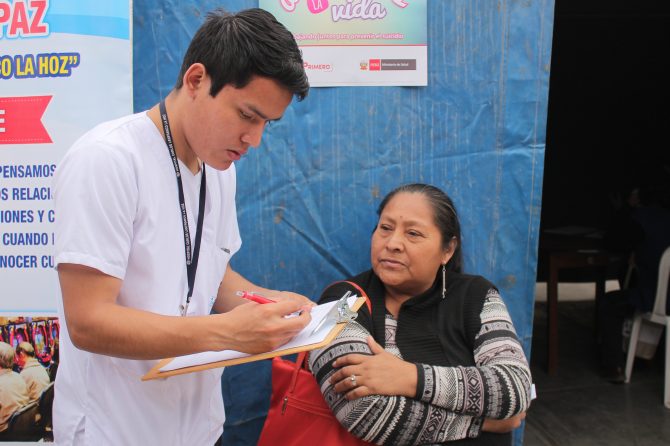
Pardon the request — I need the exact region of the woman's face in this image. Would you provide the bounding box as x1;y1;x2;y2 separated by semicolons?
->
371;192;454;297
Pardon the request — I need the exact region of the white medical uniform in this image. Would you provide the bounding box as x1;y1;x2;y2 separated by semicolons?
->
53;112;241;445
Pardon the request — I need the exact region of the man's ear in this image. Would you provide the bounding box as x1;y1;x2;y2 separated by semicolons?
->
182;63;207;97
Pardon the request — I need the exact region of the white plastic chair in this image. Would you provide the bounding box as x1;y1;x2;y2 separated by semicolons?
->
624;246;670;408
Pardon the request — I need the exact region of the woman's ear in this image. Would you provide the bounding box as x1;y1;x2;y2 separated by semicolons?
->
442;237;458;264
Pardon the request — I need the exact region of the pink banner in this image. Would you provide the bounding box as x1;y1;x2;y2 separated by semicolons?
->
0;96;52;145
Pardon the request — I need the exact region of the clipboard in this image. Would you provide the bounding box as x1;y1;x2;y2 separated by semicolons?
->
142;294;366;381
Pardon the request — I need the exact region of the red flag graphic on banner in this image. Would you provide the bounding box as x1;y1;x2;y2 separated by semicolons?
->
0;96;52;145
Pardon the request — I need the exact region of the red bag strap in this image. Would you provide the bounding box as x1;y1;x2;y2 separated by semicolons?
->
288;352;308;392
340;280;372;314
319;279;372;313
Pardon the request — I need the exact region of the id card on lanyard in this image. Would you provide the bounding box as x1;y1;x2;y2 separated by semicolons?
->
159;100;206;316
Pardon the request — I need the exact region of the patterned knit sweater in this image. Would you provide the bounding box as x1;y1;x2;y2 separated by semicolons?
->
308;270;532;445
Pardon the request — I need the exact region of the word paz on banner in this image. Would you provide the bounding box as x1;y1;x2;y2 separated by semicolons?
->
0;0;49;39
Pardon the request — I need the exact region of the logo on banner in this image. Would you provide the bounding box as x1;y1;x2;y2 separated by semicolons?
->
0;96;52;145
366;59;416;71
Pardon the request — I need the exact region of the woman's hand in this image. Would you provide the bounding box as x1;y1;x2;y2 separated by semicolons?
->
482;412;526;433
329;336;417;400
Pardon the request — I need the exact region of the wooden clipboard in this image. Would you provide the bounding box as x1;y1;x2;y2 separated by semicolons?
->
142;295;366;381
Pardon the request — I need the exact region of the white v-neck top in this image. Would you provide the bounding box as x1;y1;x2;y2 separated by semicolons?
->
53;111;241;445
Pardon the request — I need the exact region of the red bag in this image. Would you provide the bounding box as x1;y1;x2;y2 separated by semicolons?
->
257;351;372;446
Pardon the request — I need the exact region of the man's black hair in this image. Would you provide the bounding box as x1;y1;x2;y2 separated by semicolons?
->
175;8;309;100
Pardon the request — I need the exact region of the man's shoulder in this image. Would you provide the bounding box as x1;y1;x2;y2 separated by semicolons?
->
72;112;154;151
57;112;158;176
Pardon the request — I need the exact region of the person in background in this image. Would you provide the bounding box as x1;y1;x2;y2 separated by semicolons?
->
47;337;59;382
15;342;50;401
0;342;30;432
53;8;311;445
598;172;670;383
308;184;532;445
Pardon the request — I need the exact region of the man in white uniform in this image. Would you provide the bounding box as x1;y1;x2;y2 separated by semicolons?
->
53;8;311;445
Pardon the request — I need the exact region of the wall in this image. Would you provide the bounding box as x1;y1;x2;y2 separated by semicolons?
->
541;0;670;233
133;1;554;444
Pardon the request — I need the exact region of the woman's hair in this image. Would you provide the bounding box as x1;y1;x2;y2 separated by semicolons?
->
377;183;463;273
175;8;309;101
0;342;15;369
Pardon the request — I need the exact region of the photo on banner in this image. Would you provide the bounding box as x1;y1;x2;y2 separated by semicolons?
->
260;0;427;86
0;316;59;442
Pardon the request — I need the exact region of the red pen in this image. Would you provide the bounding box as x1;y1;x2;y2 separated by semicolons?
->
236;291;276;304
237;291;304;318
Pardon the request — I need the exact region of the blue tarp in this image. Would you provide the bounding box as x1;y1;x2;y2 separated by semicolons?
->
134;1;554;444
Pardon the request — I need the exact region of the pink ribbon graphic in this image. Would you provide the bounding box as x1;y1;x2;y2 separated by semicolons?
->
0;96;52;145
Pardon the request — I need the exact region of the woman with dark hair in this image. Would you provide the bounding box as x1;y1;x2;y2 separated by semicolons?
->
308;184;532;445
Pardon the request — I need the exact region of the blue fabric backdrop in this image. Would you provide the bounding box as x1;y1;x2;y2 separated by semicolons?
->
133;1;554;444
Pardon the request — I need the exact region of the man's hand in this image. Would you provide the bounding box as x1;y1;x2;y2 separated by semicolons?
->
214;266;314;312
264;290;315;307
216;299;312;353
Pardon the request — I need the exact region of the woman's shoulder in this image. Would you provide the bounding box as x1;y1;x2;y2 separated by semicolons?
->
444;274;501;342
447;272;497;297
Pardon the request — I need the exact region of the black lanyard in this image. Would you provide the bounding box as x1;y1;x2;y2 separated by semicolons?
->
159;100;206;316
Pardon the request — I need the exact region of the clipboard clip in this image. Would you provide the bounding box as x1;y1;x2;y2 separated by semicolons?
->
310;291;358;335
